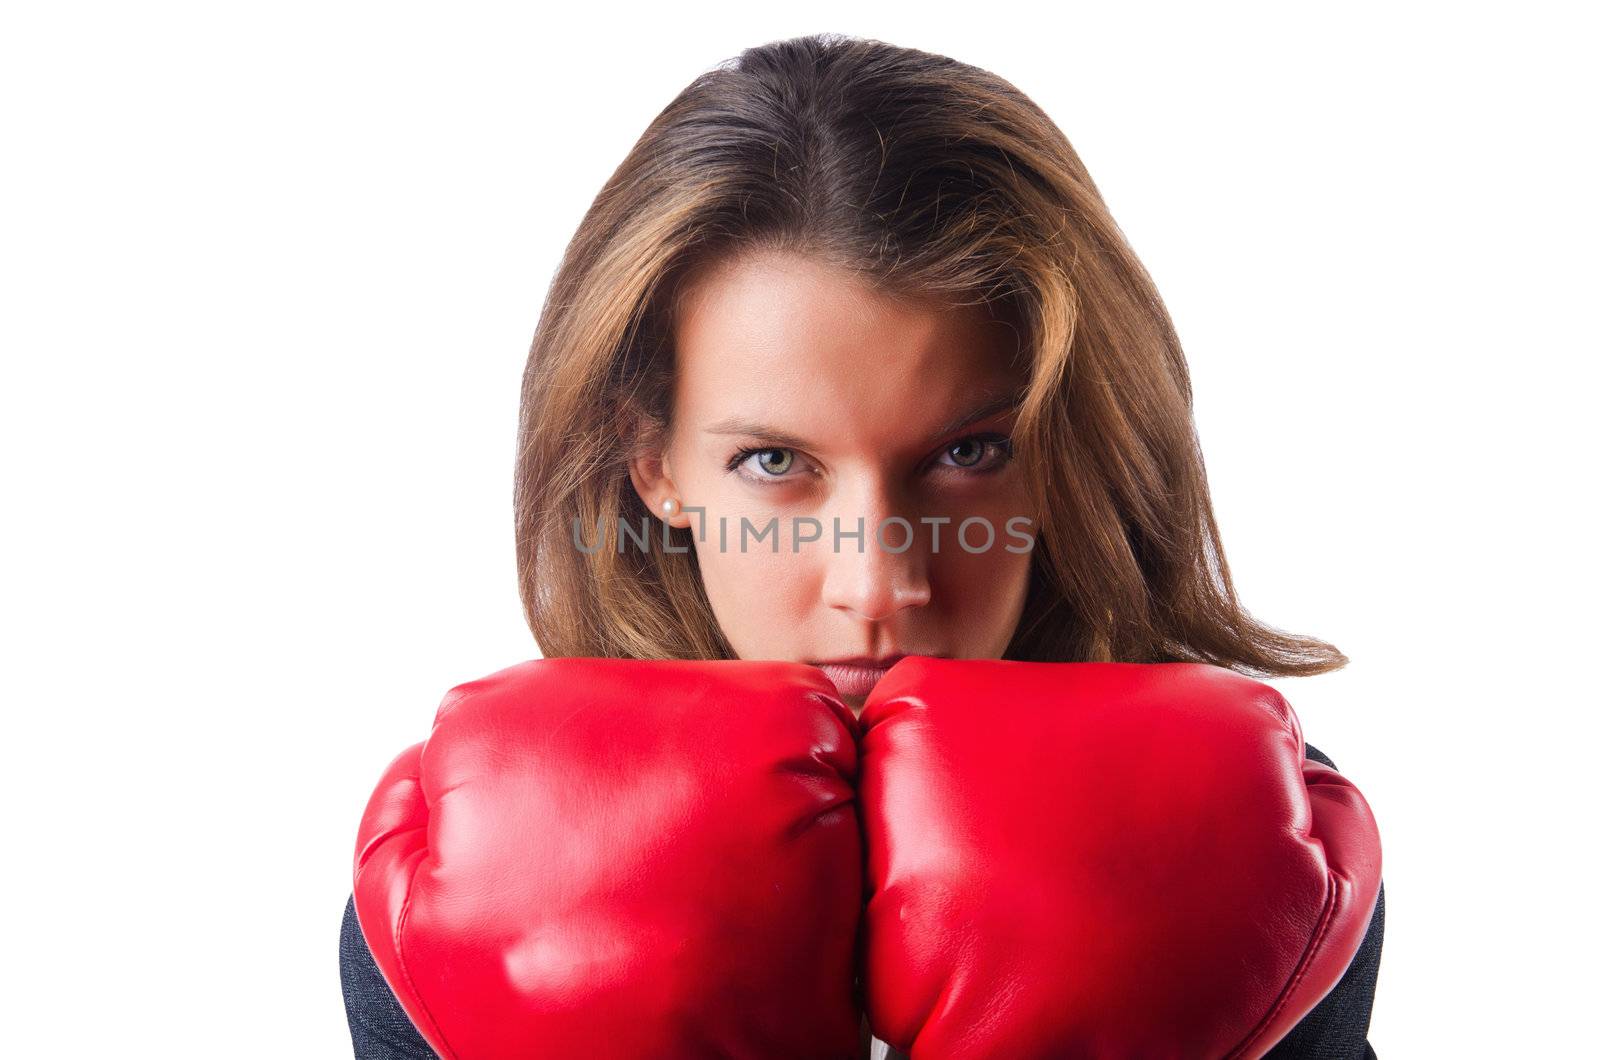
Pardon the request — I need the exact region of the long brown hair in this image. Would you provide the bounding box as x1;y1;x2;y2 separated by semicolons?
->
513;32;1345;678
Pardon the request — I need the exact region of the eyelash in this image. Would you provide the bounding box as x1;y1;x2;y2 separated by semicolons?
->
724;432;1016;487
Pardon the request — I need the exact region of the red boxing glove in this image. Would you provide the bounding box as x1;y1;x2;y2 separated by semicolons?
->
352;657;865;1059
857;657;1382;1059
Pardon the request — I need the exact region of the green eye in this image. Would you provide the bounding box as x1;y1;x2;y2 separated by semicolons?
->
937;433;1014;472
726;446;801;482
754;448;794;475
947;438;985;467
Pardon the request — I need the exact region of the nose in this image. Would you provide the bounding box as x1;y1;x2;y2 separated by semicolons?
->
819;482;932;623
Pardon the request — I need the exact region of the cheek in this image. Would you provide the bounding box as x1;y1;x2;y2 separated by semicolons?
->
691;523;821;653
933;535;1032;613
926;491;1035;649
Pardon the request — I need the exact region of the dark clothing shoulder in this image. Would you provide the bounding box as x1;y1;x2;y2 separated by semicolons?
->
339;895;437;1059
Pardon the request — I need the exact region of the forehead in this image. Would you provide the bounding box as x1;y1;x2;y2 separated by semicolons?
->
672;250;1024;447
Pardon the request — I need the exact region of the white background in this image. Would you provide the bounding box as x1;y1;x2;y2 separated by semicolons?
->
3;2;1594;1055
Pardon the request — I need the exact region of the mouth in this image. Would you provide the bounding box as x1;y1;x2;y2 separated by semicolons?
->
807;653;928;699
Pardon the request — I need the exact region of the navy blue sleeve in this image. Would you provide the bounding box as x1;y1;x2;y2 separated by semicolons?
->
1263;743;1385;1060
339;895;438;1059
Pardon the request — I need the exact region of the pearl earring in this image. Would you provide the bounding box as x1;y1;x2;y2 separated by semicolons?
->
661;497;679;517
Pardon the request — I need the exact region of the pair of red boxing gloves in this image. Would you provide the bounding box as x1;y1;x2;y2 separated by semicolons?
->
351;654;1382;1059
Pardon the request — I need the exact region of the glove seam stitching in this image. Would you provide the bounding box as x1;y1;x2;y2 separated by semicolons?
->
394;759;459;1060
1232;871;1341;1058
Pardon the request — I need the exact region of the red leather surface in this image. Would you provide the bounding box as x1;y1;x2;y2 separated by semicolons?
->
856;657;1383;1059
351;657;865;1059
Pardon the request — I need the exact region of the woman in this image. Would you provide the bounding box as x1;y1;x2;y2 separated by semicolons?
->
341;32;1384;1058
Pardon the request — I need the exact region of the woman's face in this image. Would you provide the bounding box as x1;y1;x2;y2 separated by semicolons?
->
630;249;1037;713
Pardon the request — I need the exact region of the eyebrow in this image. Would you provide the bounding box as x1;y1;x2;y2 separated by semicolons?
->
703;386;1025;451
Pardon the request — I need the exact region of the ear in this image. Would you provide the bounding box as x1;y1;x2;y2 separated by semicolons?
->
625;408;693;530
